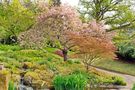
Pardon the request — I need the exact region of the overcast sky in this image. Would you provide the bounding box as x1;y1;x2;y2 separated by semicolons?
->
61;0;79;6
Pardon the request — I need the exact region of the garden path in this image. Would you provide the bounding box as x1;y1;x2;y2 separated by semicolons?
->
94;67;135;90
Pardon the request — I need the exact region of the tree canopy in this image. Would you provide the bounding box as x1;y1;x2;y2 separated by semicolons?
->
78;0;135;31
0;0;35;42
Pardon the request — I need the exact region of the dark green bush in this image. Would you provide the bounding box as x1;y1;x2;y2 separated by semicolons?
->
53;73;88;90
112;76;126;85
117;43;135;61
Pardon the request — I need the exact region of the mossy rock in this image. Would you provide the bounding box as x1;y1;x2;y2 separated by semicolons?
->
25;71;40;80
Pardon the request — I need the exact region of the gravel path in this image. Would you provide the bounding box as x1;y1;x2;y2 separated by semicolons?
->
94;67;135;90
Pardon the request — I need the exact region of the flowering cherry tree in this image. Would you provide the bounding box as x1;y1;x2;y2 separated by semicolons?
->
19;4;82;61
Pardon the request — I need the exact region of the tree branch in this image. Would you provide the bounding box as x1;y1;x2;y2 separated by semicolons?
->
107;19;135;32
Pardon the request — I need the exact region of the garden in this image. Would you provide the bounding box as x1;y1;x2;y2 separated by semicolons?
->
0;0;135;90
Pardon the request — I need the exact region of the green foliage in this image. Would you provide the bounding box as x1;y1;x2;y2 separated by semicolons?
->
8;81;16;90
67;59;81;64
45;47;58;53
113;29;134;45
67;60;74;64
117;43;135;61
98;75;126;86
71;70;99;85
112;76;126;85
71;70;89;78
132;84;135;90
0;44;21;51
113;29;135;61
90;69;126;86
0;0;35;42
38;60;47;65
78;0;135;31
53;73;88;90
0;45;126;88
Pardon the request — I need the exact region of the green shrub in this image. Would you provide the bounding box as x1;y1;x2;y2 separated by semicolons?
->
132;84;135;90
93;71;126;86
38;60;47;65
117;43;135;61
74;60;81;64
47;57;53;61
99;76;126;86
112;76;126;85
8;81;16;90
53;73;88;90
0;45;21;51
67;60;74;64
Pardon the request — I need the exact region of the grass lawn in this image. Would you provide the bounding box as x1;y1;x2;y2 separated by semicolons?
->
94;59;135;76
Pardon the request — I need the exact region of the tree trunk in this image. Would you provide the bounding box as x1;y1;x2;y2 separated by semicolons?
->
86;65;89;73
62;48;68;61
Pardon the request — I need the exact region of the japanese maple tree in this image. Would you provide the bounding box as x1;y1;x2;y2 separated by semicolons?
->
70;21;116;71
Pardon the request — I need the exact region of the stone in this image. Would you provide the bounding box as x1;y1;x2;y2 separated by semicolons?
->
18;85;33;90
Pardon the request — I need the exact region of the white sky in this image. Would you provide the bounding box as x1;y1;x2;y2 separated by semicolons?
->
61;0;79;6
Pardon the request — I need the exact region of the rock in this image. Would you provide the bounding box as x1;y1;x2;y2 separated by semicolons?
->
18;85;33;90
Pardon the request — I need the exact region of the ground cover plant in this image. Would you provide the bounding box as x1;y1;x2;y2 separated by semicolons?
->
0;44;126;89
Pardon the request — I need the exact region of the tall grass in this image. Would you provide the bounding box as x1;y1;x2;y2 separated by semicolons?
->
53;73;88;90
8;81;16;90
